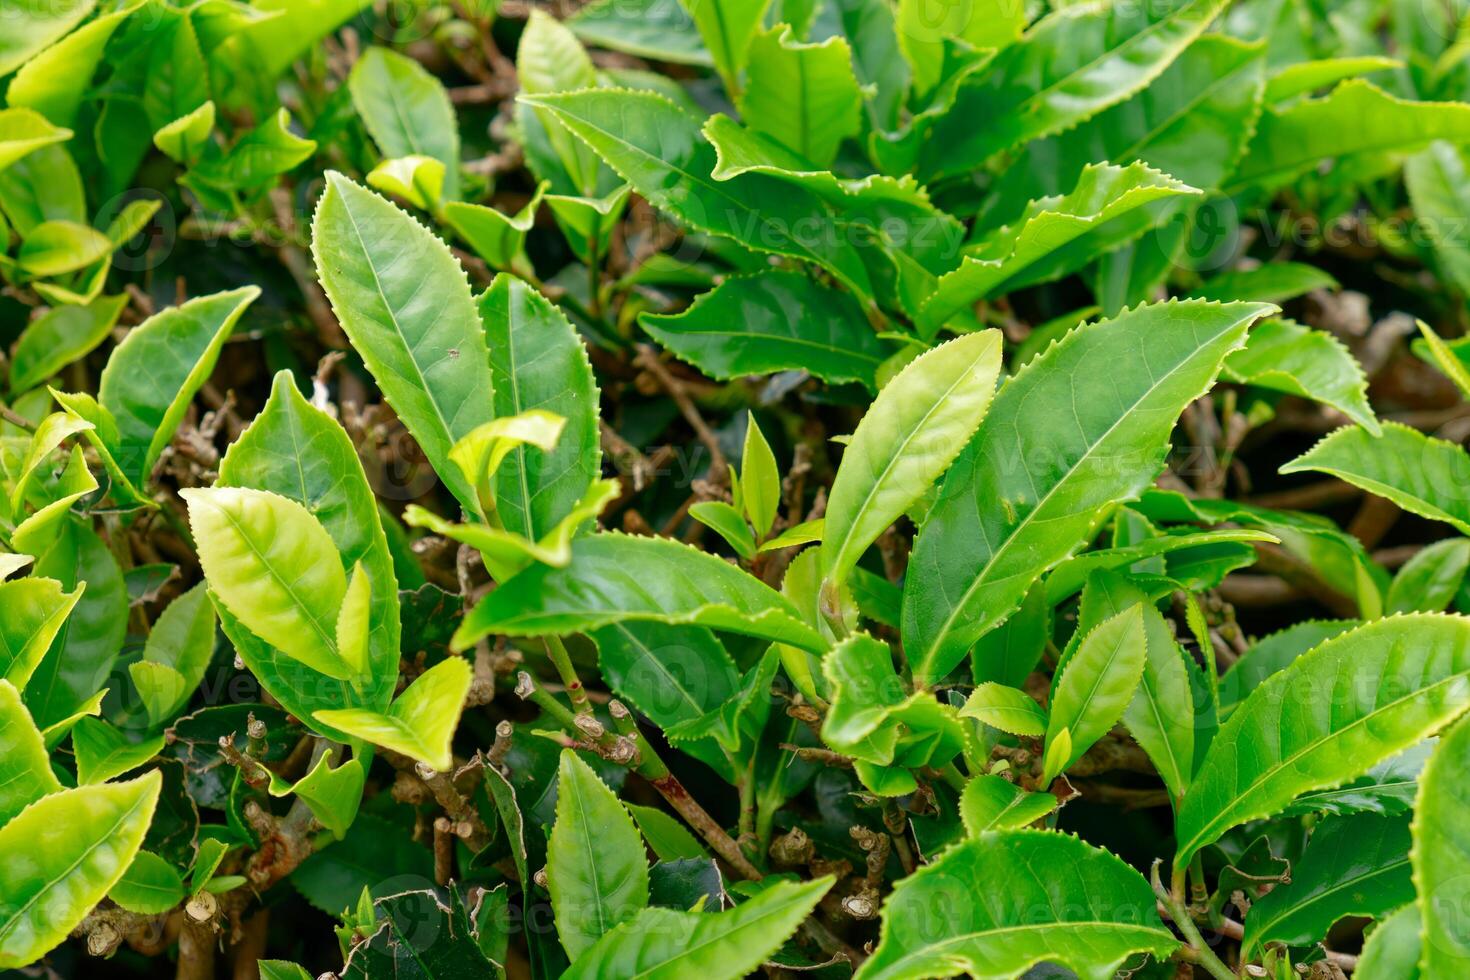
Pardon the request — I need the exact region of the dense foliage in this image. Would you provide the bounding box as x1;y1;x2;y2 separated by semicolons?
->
8;0;1470;977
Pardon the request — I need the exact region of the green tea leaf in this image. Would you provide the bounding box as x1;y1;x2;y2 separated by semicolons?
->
311;173;495;515
640;270;888;388
0;771;161;969
97;287;258;487
1387;539;1470;614
0;577;82;692
217;370;402;720
1222;318;1378;433
1282;422;1470;535
921;0;1228;179
856;830;1176;979
314;656;472;772
481;273;601;540
0;0;97;79
738;26;861;166
0;679;59;826
959;774;1057;835
1414;713;1470;974
562;876;831;979
548;750;650;959
183;487;353;680
72;718;164;785
108;850;184;915
820;330;1001;593
679;0;770;93
957;683;1046;737
1406;141;1470;295
1357;904;1421;980
455;533;824;652
129;582;215;726
917;163;1200;337
349;48;460;200
903;299;1273;685
1229;80;1470;192
520;90;872;298
1243;812;1412;954
1043;606;1147;782
1175;615;1470;870
8;294;126;395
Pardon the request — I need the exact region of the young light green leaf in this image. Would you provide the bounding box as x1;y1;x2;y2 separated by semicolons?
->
71;718;164;785
244;0;373;77
365;155;445;212
0;0;97;80
0;108;71;176
16;220;111;279
97;287;258;486
0;577;82;693
128;582;215;727
335;563;372;678
688;501;757;559
8;411;90;518
349;47;460;200
1282;422;1470;535
108;851;185;915
0;679;60;826
311;174;495;515
1175;614;1470;871
455;533;824;653
1243;812;1412;955
1043;606;1148;783
0;771;161;969
548;750;650;959
444;185;544;272
517;9;601;195
917;163;1201;337
266;749;365;840
183;487;353;680
217;370;402;722
1414;318;1470;400
820;330;1001;594
958;683;1046;737
959;774;1058;835
738;26;861;166
856;830;1176;979
1264;56;1400;104
740;416;779;539
562;876;831;980
314;656;472;772
1414;712;1470;975
1222;318;1378;433
904;300;1274;686
480;273;602;540
822;633;966;786
921;0;1228;179
639;270;889;388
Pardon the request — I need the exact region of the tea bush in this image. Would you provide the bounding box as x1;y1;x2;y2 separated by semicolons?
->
2;1;1470;977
